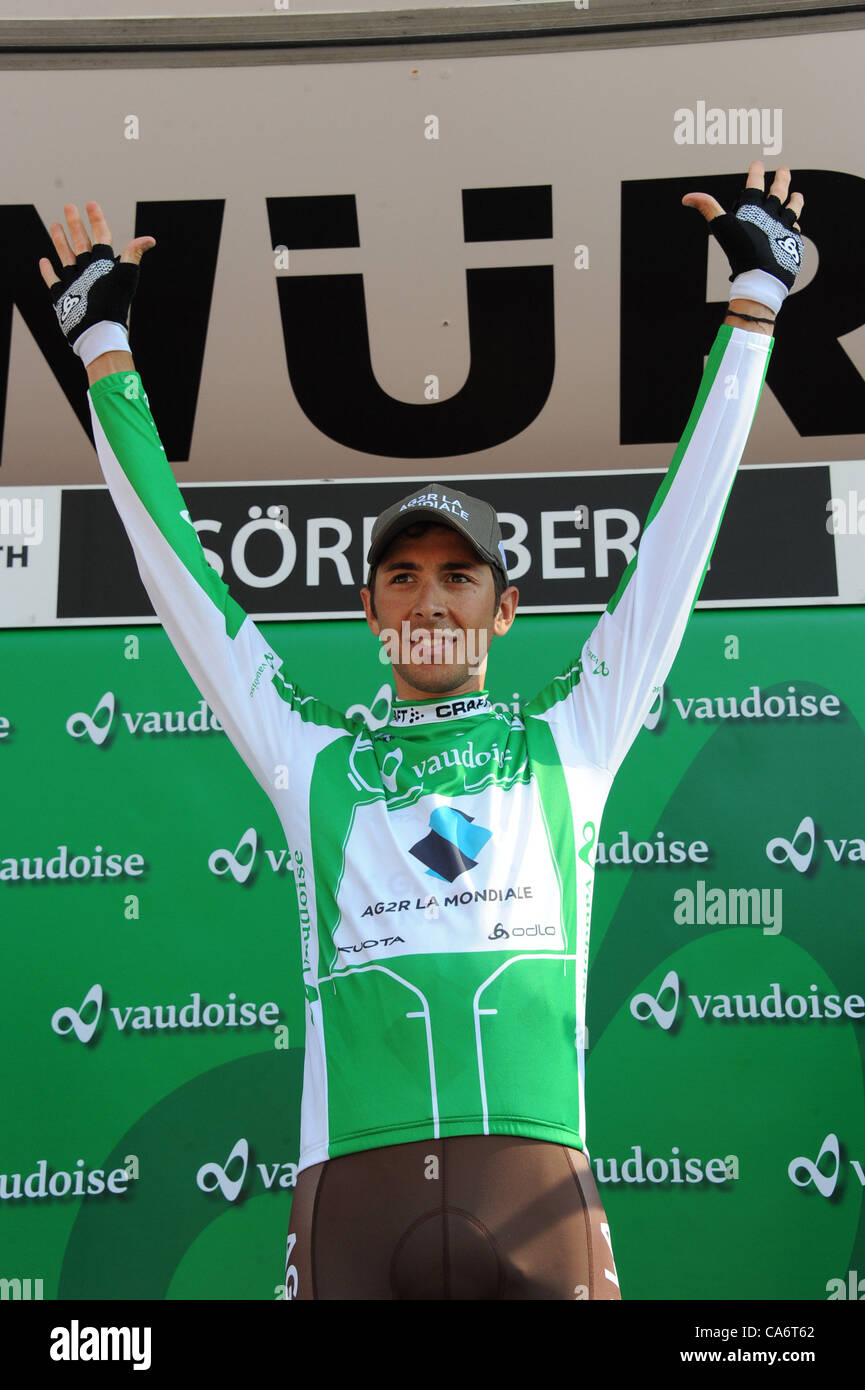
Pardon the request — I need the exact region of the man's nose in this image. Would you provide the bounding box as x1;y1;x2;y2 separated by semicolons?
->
413;577;446;618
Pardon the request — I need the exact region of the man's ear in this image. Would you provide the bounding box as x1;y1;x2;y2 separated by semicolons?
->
360;586;380;635
494;585;519;636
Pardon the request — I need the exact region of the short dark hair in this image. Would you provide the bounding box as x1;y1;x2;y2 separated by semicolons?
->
367;521;506;619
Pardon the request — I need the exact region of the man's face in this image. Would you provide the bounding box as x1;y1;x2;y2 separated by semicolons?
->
360;524;518;700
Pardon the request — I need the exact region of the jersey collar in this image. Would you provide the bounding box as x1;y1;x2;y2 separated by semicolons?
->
388;692;492;728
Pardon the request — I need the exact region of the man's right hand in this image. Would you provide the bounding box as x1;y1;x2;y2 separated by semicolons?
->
38;201;155;360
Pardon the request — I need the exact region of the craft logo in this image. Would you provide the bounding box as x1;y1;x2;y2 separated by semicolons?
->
208;828;296;883
195;1137;297;1203
630;970;865;1031
66;691;223;745
51;982;281;1044
766;815;865;873
409;805;493;882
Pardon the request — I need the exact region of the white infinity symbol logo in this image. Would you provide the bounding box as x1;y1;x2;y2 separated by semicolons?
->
630;969;680;1031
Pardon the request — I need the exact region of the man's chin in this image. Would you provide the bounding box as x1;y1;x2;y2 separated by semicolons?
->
392;663;480;696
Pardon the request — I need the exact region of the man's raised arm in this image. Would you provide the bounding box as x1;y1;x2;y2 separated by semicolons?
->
38;201;341;803
530;163;804;777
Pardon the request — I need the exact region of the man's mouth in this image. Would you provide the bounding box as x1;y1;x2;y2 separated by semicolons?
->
409;629;460;663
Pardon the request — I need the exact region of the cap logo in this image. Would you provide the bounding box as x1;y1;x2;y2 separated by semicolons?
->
399;490;470;520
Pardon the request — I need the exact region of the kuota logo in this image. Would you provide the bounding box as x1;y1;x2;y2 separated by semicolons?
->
196;1138;298;1202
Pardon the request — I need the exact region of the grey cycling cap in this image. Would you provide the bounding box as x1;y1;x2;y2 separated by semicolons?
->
366;483;508;585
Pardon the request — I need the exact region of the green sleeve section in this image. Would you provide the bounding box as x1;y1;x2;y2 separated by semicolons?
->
606;323;773;618
89;371;247;641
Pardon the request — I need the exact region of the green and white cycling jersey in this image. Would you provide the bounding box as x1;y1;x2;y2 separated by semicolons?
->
88;324;771;1168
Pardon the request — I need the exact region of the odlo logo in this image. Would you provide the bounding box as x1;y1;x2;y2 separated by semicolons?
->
788;1134;865;1198
195;1138;297;1203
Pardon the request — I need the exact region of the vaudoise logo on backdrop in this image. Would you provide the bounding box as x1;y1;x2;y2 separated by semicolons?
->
766;814;865;872
51;982;282;1043
630;970;865;1030
195;1138;297;1202
787;1135;865;1199
66;691;223;745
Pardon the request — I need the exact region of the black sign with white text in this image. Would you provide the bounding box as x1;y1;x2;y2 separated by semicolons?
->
49;464;838;622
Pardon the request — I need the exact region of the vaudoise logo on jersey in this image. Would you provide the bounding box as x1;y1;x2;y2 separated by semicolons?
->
409;806;493;882
196;1138;298;1202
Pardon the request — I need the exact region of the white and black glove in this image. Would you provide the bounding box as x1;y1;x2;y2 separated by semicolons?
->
709;186;803;315
48;243;140;364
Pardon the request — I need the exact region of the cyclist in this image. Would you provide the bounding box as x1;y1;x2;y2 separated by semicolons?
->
39;162;802;1299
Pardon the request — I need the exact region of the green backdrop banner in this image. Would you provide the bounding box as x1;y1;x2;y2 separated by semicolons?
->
1;606;863;1301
